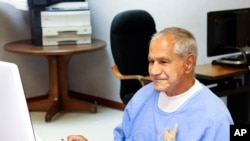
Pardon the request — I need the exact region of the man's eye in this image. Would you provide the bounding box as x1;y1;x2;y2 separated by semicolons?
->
160;60;167;64
160;60;170;64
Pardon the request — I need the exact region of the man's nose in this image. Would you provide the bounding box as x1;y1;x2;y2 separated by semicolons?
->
149;63;161;75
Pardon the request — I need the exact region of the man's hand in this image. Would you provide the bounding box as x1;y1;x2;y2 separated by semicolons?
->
67;135;88;141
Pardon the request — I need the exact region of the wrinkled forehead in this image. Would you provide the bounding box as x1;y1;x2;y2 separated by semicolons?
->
149;34;175;51
148;37;178;59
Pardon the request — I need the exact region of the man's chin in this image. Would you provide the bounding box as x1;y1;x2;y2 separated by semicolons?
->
153;83;168;92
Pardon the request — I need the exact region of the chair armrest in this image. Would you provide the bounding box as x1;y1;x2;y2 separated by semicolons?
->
112;65;143;80
112;65;151;86
140;76;152;86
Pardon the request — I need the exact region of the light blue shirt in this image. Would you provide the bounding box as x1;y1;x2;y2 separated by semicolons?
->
114;82;234;141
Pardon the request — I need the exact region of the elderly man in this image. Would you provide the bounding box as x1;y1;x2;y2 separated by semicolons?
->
113;27;233;141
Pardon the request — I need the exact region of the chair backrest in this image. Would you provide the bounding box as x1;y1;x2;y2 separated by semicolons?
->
110;9;156;104
0;61;36;141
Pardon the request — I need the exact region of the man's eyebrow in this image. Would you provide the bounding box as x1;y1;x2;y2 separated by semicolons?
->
148;56;171;62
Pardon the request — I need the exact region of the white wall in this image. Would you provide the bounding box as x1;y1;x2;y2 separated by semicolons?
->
0;0;249;103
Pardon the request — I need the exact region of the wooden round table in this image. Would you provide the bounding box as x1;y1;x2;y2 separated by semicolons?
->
4;39;106;122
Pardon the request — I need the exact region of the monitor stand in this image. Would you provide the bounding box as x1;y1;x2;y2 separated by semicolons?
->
212;46;250;68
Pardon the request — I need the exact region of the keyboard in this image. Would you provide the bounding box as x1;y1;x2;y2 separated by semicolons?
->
212;54;248;68
220;54;245;61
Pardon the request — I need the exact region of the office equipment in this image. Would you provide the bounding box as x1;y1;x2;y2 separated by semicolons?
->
28;0;86;45
0;61;36;141
110;10;156;104
42;26;91;46
41;10;90;27
207;8;250;57
41;9;91;45
207;8;250;67
44;1;88;11
212;47;250;68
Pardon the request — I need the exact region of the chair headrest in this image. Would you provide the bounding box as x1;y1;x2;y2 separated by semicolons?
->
111;10;156;33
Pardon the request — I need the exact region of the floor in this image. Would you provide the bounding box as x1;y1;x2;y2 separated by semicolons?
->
30;106;123;141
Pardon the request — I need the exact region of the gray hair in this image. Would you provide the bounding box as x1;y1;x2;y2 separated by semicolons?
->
150;27;197;60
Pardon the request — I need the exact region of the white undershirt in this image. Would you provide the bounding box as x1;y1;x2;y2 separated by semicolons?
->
158;79;202;112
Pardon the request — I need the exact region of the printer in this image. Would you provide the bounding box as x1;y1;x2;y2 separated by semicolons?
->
28;0;90;46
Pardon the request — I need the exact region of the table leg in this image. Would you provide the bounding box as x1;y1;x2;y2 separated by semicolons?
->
27;56;59;111
27;55;97;122
44;56;61;121
27;56;60;122
58;56;97;112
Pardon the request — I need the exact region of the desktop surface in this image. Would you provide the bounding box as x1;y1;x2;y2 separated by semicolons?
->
195;63;249;80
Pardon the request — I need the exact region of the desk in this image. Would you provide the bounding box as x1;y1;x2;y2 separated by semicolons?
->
195;63;249;96
195;63;248;81
195;63;250;124
4;39;106;122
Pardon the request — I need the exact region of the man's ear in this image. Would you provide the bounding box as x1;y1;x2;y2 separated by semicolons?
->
185;54;195;72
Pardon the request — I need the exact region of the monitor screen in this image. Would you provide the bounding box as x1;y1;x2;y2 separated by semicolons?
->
207;8;250;57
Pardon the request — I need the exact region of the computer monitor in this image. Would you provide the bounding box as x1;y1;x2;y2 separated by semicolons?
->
207;8;250;67
207;8;250;57
0;61;36;141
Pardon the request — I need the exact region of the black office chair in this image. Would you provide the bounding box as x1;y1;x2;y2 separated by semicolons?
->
110;9;156;104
